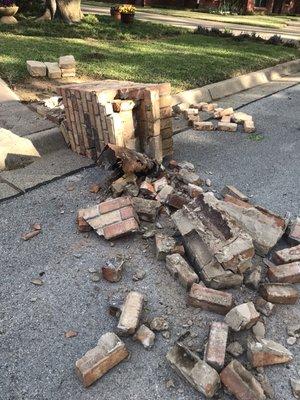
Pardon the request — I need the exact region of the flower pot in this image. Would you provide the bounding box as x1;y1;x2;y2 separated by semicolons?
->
121;12;135;24
110;8;121;21
0;5;18;17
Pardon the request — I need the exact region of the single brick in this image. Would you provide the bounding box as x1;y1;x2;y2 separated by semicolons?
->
165;253;199;290
103;218;139;240
204;321;228;371
217;122;237;132
260;283;299;304
224;302;260;331
45;62;61;79
187;183;203;198
61;68;76;78
132;197;161;222
244;119;256;133
99;197;132;215
254;297;275;317
248;338;293;367
220;360;266;400
193;121;214;131
287;217;300;245
221;185;249;202
273;244;300;264
117;291;144;335
221;115;231;123
75;332;128;387
268;261;300;283
220;107;234;117
26;60;46;77
188;283;234;315
59;55;76;69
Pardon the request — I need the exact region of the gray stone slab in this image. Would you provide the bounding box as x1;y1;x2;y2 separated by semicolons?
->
0;182;20;200
0;100;55;137
0;148;94;194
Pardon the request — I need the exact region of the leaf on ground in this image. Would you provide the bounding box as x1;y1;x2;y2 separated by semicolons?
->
31;278;44;286
90;183;101;193
64;330;78;338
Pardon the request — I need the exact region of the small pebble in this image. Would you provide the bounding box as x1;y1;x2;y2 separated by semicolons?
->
91;273;100;282
287;336;297;346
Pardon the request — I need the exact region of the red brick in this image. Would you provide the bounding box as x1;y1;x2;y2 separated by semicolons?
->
260;283;299;304
120;206;135;220
188;283;234;315
103;218;139;239
267;261;300;283
77;209;92;232
220;360;265;400
99;197;132;215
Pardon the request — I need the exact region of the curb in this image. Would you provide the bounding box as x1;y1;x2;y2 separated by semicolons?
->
171;58;300;106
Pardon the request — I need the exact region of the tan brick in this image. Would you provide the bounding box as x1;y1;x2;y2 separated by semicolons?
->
244;119;256;133
133;324;155;349
220;107;234;117
103;218;139;240
217;122;237;132
260;283;299;304
220;360;266;400
267;261;300;283
193;121;214;131
26;60;46;77
75;332;128;387
61;68;76;78
188;283;234;315
117;291;144;335
187;183;204;198
204;322;228;371
89;210;121;231
202;103;218;112
59;55;76;69
166;253;199;289
221;115;231;123
45;62;61;79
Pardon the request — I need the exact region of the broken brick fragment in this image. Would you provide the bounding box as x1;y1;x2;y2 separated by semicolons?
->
132;197;161;222
204;321;228;371
221;185;248;202
167;193;189;209
254;297;275;317
166;343;220;398
102;258;124;283
244;119;256;133
188;283;234;315
117;291;144;335
260;283;299;304
155;234;183;261
165;253;199;290
133;325;155;349
220;360;266;400
287;217;300;245
79;197;139;240
75;332;128;387
267;261;300;283
139;180;156;198
248;338;293;367
224;302;260;331
153;176;168;192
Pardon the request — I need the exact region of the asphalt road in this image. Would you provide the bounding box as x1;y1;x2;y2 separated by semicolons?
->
0;85;299;400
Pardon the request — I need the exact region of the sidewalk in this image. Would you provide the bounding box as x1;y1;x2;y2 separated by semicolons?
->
82;4;300;41
0;79;94;199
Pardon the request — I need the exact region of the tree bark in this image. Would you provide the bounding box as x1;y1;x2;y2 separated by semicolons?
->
38;0;82;23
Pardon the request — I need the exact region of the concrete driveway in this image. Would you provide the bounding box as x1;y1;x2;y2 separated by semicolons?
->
82;4;300;41
0;84;299;400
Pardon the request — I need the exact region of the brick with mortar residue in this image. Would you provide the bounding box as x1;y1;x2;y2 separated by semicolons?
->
273;244;300;264
248;338;293;367
117;291;144;335
204;321;228;371
194;121;214;131
260;283;299;304
75;332;128;387
224;302;260;331
221;185;249;202
188;283;234;315
267;261;300;283
165;253;199;289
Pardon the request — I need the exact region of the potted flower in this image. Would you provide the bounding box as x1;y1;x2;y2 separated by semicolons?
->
110;4;121;21
119;4;136;24
0;0;18;24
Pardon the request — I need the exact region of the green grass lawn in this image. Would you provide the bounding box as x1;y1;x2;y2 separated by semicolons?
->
84;1;300;29
0;15;298;92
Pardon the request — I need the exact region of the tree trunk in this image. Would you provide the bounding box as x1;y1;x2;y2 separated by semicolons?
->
38;0;82;23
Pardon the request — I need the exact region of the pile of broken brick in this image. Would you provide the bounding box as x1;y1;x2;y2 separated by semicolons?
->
75;149;300;399
175;102;255;134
